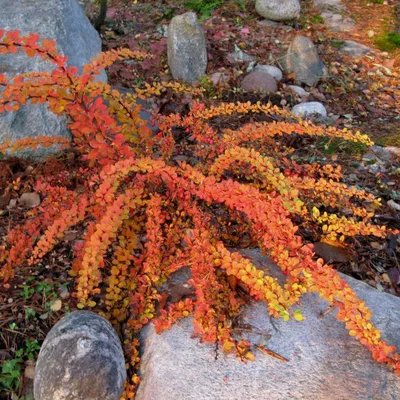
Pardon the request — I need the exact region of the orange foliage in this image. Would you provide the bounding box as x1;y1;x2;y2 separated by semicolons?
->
0;30;399;398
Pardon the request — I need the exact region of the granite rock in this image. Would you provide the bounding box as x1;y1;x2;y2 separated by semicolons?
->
292;101;327;120
255;0;301;21
0;0;104;159
34;311;126;400
288;85;309;97
168;12;207;83
136;249;400;400
227;44;255;63
241;71;278;93
283;36;327;86
254;65;283;81
340;40;372;57
321;12;356;32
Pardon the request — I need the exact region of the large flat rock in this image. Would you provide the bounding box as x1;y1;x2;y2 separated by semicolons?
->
0;0;104;158
136;249;400;400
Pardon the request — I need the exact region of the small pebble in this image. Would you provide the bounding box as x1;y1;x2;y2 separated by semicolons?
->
388;200;400;212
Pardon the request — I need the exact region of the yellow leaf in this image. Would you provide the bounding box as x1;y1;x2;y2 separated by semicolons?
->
245;351;255;361
293;309;305;322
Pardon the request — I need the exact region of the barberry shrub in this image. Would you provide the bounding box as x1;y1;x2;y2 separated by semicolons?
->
0;30;399;397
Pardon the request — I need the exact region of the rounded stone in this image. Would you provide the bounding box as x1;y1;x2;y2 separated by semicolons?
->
291;101;327;120
241;71;278;93
254;65;283;81
34;311;126;400
255;0;300;21
288;85;309;97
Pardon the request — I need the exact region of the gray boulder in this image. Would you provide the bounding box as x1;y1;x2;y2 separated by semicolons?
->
168;12;207;83
34;311;126;400
254;64;283;81
136;249;400;400
241;71;278;93
292;101;327;120
340;40;372;57
255;0;301;21
321;12;356;32
0;0;105;158
372;145;400;162
283;36;327;86
314;0;355;32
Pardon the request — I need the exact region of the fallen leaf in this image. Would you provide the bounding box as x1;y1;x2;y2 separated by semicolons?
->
293;309;305;321
50;299;62;312
0;194;10;206
24;364;36;379
39;312;49;320
313;242;350;263
387;268;400;286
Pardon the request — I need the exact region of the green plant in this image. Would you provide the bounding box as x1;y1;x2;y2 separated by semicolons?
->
184;0;224;19
8;323;18;331
200;76;217;97
375;31;400;52
25;308;37;320
35;282;53;297
317;137;368;156
155;6;176;23
371;0;384;4
311;14;324;24
25;340;41;360
0;350;23;395
234;0;246;11
331;40;346;49
20;284;34;300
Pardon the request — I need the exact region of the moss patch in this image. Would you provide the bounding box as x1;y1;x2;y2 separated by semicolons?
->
316;137;368;156
374;134;400;147
375;32;400;52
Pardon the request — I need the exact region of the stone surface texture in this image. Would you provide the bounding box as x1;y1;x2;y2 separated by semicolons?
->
254;64;283;81
321;12;356;32
340;40;372;57
34;311;126;400
227;44;255;63
0;0;104;158
283;36;327;86
255;0;301;21
288;85;309;97
168;12;207;83
372;145;400;162
292;101;327;119
136;249;400;400
241;71;278;93
315;0;356;32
